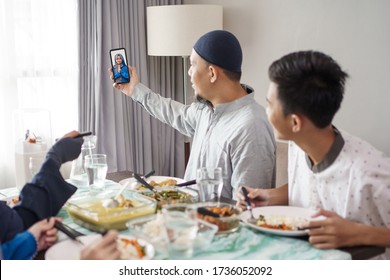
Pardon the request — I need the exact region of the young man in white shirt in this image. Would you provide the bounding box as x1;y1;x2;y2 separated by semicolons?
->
237;51;390;259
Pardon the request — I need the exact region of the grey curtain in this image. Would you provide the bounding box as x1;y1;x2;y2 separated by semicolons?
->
78;0;185;177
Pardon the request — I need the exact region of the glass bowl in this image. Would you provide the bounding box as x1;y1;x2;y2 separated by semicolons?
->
138;186;198;210
65;189;157;232
126;213;167;249
126;212;218;250
186;202;242;234
194;218;218;247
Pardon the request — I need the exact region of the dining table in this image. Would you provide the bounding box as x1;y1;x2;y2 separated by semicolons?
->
0;171;385;260
106;171;386;260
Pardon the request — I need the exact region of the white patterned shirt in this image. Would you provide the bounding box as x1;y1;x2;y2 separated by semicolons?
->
288;129;390;259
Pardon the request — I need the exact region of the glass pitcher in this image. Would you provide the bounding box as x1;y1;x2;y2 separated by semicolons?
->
69;135;96;188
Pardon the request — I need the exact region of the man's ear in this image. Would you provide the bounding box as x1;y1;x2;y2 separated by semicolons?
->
291;114;303;133
209;65;218;83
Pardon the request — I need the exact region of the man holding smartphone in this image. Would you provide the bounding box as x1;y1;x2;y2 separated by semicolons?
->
109;30;276;200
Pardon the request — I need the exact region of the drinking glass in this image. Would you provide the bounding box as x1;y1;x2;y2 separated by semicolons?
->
162;204;198;259
196;167;223;202
84;154;108;193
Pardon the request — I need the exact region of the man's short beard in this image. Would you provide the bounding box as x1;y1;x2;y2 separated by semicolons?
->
196;95;213;107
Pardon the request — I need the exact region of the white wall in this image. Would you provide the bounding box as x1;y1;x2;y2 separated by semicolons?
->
184;0;390;155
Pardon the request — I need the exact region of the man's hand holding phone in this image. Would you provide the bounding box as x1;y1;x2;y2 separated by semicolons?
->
109;47;140;97
108;65;139;97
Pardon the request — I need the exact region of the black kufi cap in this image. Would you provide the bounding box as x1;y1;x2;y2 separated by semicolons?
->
193;30;242;73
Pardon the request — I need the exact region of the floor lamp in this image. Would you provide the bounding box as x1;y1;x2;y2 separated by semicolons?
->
147;4;223;167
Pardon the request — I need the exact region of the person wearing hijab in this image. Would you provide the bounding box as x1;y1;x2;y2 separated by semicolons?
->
113;53;130;83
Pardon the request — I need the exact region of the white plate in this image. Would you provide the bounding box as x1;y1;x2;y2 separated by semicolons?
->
45;234;101;260
45;234;155;260
241;206;321;237
119;176;185;189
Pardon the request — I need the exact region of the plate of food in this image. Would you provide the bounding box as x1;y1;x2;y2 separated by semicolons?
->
241;206;323;237
45;234;155;260
117;235;155;260
119;176;186;190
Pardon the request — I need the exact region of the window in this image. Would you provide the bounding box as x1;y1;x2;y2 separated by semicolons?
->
0;0;78;187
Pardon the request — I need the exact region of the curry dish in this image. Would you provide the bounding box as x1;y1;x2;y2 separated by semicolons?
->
66;192;156;231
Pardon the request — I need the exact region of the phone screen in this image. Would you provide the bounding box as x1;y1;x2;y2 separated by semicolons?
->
109;48;130;84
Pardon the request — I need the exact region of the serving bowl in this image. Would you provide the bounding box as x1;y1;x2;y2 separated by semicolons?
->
126;213;167;248
126;212;218;250
65;189;157;232
138;186;198;210
187;202;242;234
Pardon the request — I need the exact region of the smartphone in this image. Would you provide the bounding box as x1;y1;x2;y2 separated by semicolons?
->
109;48;130;84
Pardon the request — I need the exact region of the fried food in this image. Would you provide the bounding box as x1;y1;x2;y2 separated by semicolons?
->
196;205;240;232
136;178;177;190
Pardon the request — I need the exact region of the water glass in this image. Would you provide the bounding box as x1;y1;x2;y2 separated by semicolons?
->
162;204;198;259
84;154;108;193
196;167;223;202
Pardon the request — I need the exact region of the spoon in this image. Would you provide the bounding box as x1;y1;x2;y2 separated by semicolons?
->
241;187;257;224
102;180;131;208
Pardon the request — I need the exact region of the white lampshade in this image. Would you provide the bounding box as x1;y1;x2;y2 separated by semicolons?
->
147;5;223;56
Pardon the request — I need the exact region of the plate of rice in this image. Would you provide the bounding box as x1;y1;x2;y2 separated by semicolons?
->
118;235;155;260
241;206;323;236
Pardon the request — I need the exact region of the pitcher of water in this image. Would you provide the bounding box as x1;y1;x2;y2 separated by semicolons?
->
69;135;96;188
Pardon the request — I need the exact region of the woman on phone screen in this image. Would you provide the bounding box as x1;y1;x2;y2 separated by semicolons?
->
113;53;129;83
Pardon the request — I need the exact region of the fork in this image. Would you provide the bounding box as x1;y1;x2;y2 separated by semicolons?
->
241;187;257;224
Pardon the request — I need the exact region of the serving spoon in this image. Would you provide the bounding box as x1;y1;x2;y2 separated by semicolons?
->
197;207;220;218
133;173;158;193
142;169;155;179
102;180;131;208
175;179;196;187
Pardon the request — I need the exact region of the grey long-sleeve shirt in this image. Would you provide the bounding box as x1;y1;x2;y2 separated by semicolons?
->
132;83;276;199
